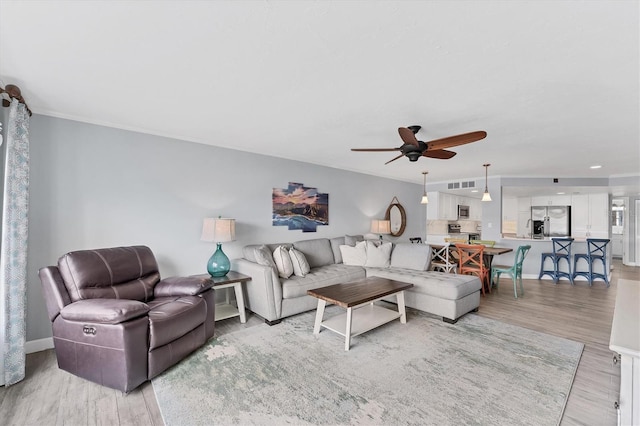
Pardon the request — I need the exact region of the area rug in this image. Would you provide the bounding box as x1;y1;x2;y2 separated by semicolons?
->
153;308;583;426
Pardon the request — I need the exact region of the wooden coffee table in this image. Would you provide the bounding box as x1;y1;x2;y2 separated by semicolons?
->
307;277;413;351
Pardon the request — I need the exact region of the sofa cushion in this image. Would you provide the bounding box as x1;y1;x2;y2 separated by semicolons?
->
147;295;207;350
364;241;392;268
390;243;432;271
273;246;294;278
289;248;311;277
292;238;334;268
243;244;292;263
330;236;346;264
281;264;366;299
366;268;481;300
252;245;275;268
340;241;367;266
345;234;365;246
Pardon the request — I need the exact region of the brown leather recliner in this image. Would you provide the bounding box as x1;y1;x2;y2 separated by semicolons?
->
38;245;215;393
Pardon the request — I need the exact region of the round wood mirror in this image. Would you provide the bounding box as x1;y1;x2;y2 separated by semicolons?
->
385;202;406;237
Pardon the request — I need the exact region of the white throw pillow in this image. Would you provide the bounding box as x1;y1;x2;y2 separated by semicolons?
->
364;241;392;268
273;245;294;278
339;241;367;266
289;248;311;277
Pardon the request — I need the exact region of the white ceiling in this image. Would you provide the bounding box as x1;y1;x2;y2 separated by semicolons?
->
1;1;638;191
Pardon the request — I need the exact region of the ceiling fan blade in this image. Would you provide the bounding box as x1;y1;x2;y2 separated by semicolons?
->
351;147;401;152
398;127;419;147
385;153;405;164
423;149;457;159
426;131;487;151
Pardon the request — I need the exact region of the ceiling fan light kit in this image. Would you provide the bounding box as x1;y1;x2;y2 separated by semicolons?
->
351;125;487;165
421;171;429;204
482;163;492;202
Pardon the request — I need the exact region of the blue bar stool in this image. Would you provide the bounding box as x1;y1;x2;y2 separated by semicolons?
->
573;238;610;287
538;238;574;284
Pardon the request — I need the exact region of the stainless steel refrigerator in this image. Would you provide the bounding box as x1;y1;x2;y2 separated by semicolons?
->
531;206;571;237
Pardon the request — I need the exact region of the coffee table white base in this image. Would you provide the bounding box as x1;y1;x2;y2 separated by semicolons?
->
313;291;407;351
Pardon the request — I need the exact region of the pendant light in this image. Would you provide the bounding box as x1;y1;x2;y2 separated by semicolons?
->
420;171;429;204
481;163;492;202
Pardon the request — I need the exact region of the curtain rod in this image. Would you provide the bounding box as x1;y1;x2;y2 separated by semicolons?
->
0;84;32;116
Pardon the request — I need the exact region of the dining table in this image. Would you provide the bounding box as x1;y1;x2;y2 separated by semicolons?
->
429;243;513;292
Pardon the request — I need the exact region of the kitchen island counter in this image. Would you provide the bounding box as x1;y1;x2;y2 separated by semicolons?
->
502;236;590;243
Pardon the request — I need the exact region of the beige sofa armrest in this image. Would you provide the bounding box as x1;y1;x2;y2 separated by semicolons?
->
231;258;283;322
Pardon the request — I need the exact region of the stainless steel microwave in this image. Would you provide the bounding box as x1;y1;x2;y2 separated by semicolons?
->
458;205;470;219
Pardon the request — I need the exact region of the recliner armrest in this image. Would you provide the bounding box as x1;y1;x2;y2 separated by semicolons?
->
154;276;213;297
60;299;150;324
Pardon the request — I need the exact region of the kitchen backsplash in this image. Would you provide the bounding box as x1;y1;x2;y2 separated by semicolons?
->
427;220;481;234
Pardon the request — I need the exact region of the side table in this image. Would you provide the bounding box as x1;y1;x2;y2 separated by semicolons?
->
192;271;251;323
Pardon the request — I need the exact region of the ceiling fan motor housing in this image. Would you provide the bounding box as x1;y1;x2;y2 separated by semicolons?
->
406;151;422;162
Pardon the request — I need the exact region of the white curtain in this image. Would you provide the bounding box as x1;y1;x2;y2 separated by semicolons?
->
0;99;30;386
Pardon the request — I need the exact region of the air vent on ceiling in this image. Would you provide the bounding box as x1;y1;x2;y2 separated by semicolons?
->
447;181;476;190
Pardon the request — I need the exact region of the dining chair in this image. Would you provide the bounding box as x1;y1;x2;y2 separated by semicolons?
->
455;243;489;295
572;238;610;287
538;238;574;284
430;243;457;274
491;245;531;298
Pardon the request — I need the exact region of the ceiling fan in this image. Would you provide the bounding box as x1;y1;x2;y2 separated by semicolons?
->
351;126;487;164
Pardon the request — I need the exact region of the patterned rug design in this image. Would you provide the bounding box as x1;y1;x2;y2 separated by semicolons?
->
153;307;583;425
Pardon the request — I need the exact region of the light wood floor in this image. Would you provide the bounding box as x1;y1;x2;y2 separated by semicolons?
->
1;260;637;425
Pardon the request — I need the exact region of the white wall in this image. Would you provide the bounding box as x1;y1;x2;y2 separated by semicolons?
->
27;115;424;341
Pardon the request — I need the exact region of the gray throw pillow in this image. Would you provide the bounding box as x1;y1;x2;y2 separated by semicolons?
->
254;245;277;269
345;234;365;247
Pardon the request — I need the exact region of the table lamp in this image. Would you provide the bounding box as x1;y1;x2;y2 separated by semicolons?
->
370;219;391;241
201;217;236;277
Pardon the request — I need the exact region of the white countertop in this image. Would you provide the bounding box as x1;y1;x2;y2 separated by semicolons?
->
502;236;589;243
609;279;640;357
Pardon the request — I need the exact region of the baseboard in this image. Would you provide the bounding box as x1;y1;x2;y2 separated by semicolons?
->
25;337;54;354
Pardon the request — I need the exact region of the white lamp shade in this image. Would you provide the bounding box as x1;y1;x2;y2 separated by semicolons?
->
370;219;391;234
421;194;429;204
481;191;492;202
201;218;236;243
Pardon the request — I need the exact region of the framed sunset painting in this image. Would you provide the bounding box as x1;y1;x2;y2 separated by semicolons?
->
272;182;328;232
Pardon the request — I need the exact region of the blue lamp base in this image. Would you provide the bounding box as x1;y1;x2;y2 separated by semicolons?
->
207;243;230;277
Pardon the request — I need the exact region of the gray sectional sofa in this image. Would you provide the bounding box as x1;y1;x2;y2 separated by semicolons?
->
231;236;482;325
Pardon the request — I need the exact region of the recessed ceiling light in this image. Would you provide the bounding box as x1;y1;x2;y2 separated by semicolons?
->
471;189;478;193
557;192;565;195
590;165;602;169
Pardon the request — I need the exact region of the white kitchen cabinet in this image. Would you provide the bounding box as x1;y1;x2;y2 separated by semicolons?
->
531;195;572;206
426;192;459;220
427;192;483;221
518;196;531;212
503;196;518;222
440;192;458;220
571;193;609;239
